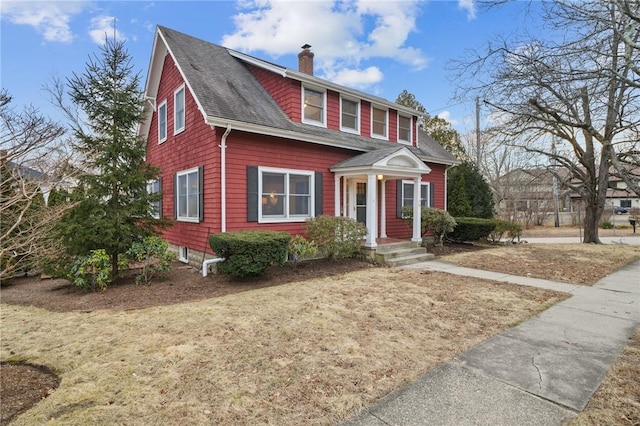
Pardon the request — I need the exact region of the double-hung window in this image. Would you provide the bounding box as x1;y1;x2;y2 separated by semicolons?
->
398;115;412;144
147;179;161;219
401;181;431;208
176;167;200;222
260;167;313;222
341;97;359;133
302;87;325;125
158;101;167;143
372;106;388;139
174;85;185;134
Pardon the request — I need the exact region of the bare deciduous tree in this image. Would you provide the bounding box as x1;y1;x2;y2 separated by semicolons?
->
453;1;640;243
0;90;74;280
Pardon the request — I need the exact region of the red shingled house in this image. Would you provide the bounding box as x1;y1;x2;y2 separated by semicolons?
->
140;26;458;268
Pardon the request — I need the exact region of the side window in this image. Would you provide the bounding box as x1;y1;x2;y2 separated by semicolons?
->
158;101;167;143
147;179;161;219
401;181;430;208
174;85;185;134
302;87;325;126
259;168;314;222
175;167;201;222
372;106;388;139
398;115;411;144
341;97;359;133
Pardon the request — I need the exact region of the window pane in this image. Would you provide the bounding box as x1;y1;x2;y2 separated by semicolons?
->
187;172;198;218
372;107;386;136
290;195;310;215
341;99;358;130
289;174;310;215
402;182;413;207
262;172;285;216
399;116;410;141
178;174;187;216
304;89;324;123
159;104;167;140
175;88;185;130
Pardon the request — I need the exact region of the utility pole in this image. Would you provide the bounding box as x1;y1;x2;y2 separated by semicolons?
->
475;96;481;168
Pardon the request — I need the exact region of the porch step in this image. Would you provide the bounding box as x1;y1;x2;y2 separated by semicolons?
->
374;242;435;267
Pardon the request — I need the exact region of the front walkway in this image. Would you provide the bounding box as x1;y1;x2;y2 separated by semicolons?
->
344;259;640;425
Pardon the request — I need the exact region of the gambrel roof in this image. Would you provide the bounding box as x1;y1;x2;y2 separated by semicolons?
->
141;25;459;166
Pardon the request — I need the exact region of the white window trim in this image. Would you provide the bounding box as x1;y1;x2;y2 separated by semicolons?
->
147;179;161;219
401;180;430;208
258;166;315;223
301;85;327;127
176;167;199;223
371;105;388;140
158;100;167;144
397;114;412;145
339;95;360;134
178;246;189;263
174;84;186;135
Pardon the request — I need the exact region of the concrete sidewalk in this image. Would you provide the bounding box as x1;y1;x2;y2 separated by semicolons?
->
344;260;640;426
523;235;640;245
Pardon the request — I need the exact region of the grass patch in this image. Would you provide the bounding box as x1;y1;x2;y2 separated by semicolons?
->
1;268;566;425
439;244;640;285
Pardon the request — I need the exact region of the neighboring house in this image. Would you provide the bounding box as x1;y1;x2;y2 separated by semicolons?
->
140;26;458;266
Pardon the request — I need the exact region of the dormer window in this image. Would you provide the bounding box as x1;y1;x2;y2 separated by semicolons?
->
340;97;359;133
302;86;325;126
372;106;388;139
398;115;412;144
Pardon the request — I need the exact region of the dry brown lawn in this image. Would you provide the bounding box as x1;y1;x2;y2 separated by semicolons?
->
1;268;566;425
439;244;640;285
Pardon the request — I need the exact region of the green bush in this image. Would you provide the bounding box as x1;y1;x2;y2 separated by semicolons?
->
448;217;497;242
305;215;367;259
600;221;614;229
488;220;523;243
70;249;112;291
127;236;176;285
402;206;456;246
288;235;318;267
209;230;291;278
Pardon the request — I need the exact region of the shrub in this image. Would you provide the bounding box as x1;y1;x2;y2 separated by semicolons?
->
288;235;318;267
305;215;367;259
209;230;291;278
600;221;614;229
127;236;176;285
402;206;456;246
70;249;112;291
488;220;523;243
448;217;497;242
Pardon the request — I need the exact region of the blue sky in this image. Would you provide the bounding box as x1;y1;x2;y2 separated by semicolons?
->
1;1;539;134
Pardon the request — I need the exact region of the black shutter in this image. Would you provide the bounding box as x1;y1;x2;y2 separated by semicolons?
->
198;166;204;222
314;172;323;216
247;166;258;222
396;180;403;218
158;177;163;218
173;174;177;220
430;182;435;208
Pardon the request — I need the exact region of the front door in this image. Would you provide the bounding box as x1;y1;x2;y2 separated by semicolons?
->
356;182;366;224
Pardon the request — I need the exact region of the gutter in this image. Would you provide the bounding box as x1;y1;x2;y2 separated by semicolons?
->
219;124;232;232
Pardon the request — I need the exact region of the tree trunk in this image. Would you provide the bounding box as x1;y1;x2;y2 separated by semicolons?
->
111;252;119;283
582;203;601;243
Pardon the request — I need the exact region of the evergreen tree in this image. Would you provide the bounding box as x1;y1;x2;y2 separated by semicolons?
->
61;37;166;282
447;162;494;219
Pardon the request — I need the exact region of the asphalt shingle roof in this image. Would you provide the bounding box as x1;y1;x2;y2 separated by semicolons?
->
158;26;458;165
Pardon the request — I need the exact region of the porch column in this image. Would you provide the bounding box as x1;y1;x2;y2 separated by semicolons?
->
342;176;348;217
412;176;422;243
379;179;387;238
334;174;341;216
365;173;378;248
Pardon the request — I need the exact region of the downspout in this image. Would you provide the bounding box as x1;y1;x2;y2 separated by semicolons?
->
219;124;232;232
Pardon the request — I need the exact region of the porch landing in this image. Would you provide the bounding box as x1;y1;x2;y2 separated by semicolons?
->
363;240;435;267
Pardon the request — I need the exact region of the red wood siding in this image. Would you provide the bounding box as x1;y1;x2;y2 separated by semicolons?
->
146;53;221;253
388;109;398;142
247;64;301;122
326;90;340;130
361;101;371;137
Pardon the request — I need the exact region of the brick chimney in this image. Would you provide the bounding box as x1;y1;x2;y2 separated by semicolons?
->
298;44;314;76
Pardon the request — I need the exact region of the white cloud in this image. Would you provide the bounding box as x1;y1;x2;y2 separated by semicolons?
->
436;110;460;126
221;0;428;89
88;15;126;44
458;0;476;20
0;1;87;43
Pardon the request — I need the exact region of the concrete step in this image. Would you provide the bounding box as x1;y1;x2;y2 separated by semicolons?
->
382;247;430;260
386;253;435;267
375;241;422;254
